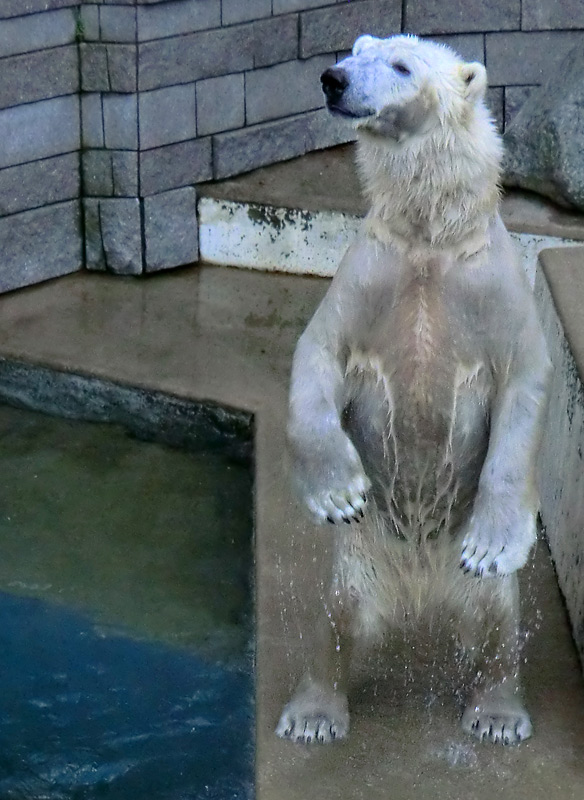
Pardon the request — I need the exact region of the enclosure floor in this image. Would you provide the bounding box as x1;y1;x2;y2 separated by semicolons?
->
0;266;583;799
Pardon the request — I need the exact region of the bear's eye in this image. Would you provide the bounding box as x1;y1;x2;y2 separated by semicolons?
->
392;62;411;76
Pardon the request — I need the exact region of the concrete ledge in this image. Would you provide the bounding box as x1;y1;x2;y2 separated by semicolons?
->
536;247;584;666
198;197;359;276
198;195;583;281
198;145;584;278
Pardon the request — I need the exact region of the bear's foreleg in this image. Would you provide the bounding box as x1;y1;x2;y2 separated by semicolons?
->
460;340;551;577
288;330;370;525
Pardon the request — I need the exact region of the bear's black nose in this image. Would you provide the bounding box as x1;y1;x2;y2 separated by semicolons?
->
321;68;349;103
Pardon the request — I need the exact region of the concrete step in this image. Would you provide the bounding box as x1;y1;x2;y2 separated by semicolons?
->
197;144;584;282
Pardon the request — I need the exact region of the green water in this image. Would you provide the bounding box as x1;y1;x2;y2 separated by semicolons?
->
0;403;253;662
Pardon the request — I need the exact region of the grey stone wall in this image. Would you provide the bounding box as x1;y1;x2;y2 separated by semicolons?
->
1;1;584;285
0;3;81;292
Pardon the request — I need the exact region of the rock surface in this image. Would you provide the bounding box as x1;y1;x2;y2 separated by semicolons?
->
503;45;584;211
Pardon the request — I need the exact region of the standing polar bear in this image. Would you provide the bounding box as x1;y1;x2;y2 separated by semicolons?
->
277;35;551;746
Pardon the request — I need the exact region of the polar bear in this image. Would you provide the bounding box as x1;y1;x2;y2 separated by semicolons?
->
276;35;552;746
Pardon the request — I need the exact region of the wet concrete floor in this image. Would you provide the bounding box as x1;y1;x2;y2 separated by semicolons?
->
0;266;581;798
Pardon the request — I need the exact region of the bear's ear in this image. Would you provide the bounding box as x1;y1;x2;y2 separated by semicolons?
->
459;62;487;102
353;34;377;55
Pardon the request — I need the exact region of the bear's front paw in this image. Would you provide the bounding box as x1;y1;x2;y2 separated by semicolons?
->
291;432;371;525
306;473;370;525
460;498;536;577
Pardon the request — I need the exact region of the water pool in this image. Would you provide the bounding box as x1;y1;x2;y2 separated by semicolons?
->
0;371;254;800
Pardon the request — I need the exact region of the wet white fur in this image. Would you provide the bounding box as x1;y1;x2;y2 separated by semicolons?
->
278;35;551;747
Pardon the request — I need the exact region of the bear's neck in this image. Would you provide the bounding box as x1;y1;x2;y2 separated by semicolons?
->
356;113;502;259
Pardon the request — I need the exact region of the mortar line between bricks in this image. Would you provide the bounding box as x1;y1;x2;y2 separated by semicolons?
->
0;196;80;222
139;193;147;274
210;134;216;180
296;10;301;60
0;42;79;63
243;71;247;127
0;91;80;115
100;93;106;146
75;12;85;270
134;3;141;199
0;150;80;172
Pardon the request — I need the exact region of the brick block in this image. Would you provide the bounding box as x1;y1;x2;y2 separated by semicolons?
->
83;150;114;197
0;8;76;58
0;96;80;170
105;44;139;92
300;0;402;58
424;34;485;64
137;0;220;42
139;138;213;196
0;154;79;217
100;6;137;43
486;32;582;86
504;86;537;128
80;44;109;91
405;0;519;36
0;1;77;19
81;43;138;93
522;1;584;31
83;199;106;272
79;5;100;41
0;46;78;111
274;0;337;13
82;148;139;198
222;0;271;25
112;151;139;196
103;94;138;150
139;15;298;90
213;108;355;179
81;93;105;149
196;73;244;136
0;201;82;294
144;187;198;271
85;198;143;275
138;84;197;150
246;55;331;125
485;86;504;132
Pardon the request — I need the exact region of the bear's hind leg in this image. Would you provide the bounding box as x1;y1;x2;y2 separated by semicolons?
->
459;573;532;745
276;588;354;744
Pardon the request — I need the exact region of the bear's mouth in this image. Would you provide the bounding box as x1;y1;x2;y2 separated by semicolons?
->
326;102;373;119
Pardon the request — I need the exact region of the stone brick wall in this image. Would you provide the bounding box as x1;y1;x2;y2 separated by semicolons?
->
0;1;81;293
1;0;583;287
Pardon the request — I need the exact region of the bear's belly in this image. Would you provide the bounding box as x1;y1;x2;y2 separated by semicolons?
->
344;357;491;539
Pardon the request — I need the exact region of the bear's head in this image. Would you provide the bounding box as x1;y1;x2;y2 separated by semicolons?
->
321;35;488;143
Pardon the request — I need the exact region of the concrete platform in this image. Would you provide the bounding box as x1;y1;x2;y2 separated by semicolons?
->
0;266;583;799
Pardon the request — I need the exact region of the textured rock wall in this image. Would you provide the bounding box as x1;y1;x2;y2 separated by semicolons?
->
2;1;584;285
